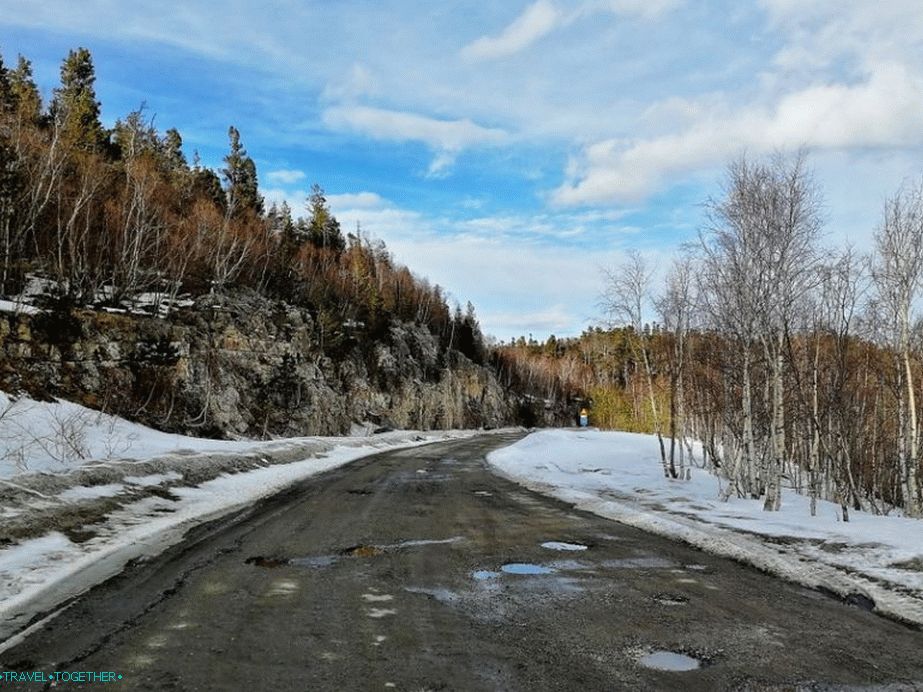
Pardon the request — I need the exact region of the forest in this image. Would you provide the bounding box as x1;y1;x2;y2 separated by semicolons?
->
498;153;923;520
0;46;487;365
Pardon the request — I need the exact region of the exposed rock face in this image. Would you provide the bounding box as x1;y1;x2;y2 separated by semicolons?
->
0;292;569;438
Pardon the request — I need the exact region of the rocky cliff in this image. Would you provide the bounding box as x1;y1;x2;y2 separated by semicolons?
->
0;292;569;438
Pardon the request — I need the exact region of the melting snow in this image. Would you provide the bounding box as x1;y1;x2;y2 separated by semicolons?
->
541;541;588;551
58;484;125;502
488;429;923;626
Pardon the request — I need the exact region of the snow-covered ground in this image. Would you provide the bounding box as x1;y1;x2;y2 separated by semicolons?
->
0;390;329;478
488;429;923;627
0;391;489;646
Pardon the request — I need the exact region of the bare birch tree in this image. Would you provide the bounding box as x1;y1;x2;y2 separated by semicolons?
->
600;249;669;474
873;179;923;517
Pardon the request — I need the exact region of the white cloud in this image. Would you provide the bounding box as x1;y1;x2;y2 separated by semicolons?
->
327;192;387;210
321;63;377;102
326;192;639;339
322;106;507;150
484;305;577;337
322;105;507;176
462;1;562;61
553;62;923;205
461;0;681;61
265;169;306;185
583;0;682;21
261;187;309;212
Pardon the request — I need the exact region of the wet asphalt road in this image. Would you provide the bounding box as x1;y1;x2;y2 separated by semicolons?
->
5;432;923;691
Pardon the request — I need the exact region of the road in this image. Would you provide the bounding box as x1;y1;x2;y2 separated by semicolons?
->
4;433;923;690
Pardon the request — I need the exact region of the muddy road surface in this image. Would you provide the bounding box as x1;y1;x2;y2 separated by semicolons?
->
4;433;923;690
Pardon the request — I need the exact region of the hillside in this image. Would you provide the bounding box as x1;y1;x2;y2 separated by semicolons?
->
0;47;574;437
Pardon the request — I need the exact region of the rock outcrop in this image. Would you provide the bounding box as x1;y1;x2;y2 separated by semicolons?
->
0;292;570;438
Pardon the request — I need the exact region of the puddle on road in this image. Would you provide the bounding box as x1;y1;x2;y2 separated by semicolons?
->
474;490;492;497
244;556;289;568
501;563;556;575
541;541;588;552
638;650;701;672
472;570;500;581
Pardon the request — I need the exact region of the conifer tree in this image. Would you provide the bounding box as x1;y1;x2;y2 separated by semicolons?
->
222;125;263;218
161;128;187;171
306;183;344;252
51;47;107;151
0;54;14;114
9;55;41;123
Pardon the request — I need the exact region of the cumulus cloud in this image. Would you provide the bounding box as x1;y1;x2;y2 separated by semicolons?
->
265;169;306;185
326;191;387;210
324;192;636;339
553;62;923;205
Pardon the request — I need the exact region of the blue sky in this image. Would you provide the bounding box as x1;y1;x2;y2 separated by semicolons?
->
2;1;922;340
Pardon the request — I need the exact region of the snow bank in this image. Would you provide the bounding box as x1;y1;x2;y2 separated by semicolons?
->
0;390;496;647
0;391;287;478
488;429;923;627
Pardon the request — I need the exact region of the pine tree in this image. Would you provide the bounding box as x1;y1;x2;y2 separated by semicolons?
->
222;125;263;218
190;152;226;212
161;128;187;172
51;47;107;151
306;183;344;252
0;53;14;114
9;55;41;123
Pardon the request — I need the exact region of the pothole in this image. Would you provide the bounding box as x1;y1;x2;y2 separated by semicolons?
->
244;556;289;568
638;650;701;671
501;563;556;575
653;593;689;606
247;537;462;569
541;541;588;552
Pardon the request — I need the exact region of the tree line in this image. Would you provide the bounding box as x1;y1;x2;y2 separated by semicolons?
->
0;46;487;364
501;152;923;520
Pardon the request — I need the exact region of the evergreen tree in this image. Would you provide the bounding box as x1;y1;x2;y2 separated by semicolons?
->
306;183;344;252
222;125;263;218
161;128;187;172
0;53;14;114
9;55;41;123
51;47;107;151
190;158;226;212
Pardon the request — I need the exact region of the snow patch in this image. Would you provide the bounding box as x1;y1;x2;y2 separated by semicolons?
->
488;430;923;626
58;484;125;502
